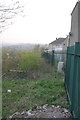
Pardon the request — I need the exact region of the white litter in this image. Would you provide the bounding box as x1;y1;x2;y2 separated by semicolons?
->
43;104;48;109
21;111;25;115
63;108;68;113
27;110;32;115
56;105;60;108
52;105;55;108
54;116;56;118
7;89;11;92
57;62;64;73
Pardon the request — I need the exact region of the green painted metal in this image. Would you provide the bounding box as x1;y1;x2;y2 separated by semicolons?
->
65;42;80;119
41;50;54;65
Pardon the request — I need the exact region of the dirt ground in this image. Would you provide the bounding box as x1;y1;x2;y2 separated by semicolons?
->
8;104;72;119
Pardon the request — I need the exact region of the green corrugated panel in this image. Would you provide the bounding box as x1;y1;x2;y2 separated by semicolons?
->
74;42;80;118
72;55;78;118
68;55;74;106
78;57;80;118
67;45;75;54
75;42;80;55
65;48;70;91
65;42;80;119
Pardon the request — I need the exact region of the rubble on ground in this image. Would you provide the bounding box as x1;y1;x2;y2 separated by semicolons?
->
8;104;72;119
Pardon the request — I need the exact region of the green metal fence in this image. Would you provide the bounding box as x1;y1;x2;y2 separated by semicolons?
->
42;50;67;68
65;42;80;119
41;50;54;65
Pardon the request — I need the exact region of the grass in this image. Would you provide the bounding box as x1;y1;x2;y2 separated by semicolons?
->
2;72;69;118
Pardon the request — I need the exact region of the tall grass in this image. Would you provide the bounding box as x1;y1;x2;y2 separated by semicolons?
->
18;50;44;72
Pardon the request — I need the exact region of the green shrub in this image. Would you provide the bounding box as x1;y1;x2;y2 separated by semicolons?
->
18;50;44;72
2;47;18;73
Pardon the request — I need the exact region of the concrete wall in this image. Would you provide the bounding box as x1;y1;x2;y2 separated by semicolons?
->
62;37;69;67
70;1;80;46
52;44;63;51
48;43;63;52
78;2;80;42
62;37;69;50
70;2;78;46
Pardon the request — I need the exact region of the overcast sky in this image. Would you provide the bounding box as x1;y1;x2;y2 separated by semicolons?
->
1;0;78;44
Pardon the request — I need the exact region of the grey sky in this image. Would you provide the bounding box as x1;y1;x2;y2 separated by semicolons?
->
1;0;78;44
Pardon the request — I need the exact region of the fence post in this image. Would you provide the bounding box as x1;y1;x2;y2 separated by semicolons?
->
51;50;54;65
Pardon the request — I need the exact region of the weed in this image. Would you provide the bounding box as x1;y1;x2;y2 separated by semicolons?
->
2;72;69;118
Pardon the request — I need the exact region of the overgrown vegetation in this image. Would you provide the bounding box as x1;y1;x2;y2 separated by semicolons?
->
2;72;69;118
2;46;18;73
17;48;45;73
2;45;69;118
2;45;45;74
